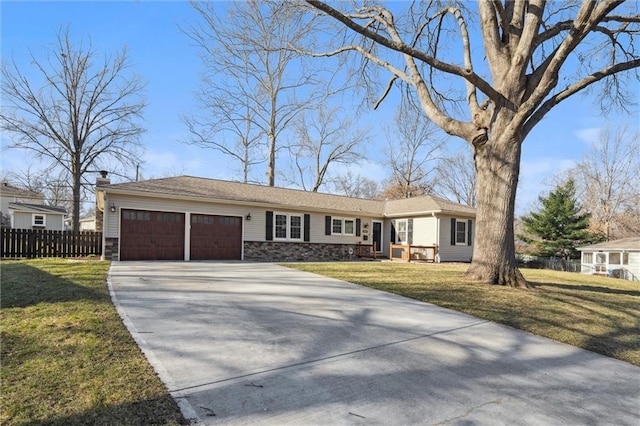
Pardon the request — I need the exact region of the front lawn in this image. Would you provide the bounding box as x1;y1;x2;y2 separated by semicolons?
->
0;259;186;425
285;262;640;366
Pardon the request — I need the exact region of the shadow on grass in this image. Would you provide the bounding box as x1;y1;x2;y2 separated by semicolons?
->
0;262;103;309
34;396;187;426
534;282;640;297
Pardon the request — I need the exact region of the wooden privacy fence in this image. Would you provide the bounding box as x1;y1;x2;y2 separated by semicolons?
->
1;228;102;259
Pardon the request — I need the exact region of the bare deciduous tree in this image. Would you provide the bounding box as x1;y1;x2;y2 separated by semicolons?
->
304;0;640;287
330;171;379;198
184;0;329;185
571;125;640;240
385;99;443;198
289;106;366;192
378;179;434;200
434;150;477;207
1;27;145;231
3;166;74;214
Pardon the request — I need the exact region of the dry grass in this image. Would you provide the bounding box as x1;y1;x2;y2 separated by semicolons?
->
285;262;640;366
0;259;186;425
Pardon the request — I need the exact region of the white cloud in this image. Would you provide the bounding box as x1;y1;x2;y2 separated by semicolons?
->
574;127;601;145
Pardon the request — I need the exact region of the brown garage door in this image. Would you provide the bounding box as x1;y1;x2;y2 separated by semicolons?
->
190;214;242;260
120;209;185;261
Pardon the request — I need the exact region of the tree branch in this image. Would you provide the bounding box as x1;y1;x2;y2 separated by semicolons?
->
305;0;503;102
523;57;640;137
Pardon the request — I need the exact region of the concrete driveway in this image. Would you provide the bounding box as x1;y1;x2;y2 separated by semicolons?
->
108;261;639;425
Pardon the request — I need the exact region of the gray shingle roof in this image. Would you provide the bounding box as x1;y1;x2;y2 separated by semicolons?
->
8;203;67;214
1;183;43;198
384;194;476;216
100;175;476;217
577;237;640;251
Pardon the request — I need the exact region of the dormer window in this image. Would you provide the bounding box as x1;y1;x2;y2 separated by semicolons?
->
32;214;46;227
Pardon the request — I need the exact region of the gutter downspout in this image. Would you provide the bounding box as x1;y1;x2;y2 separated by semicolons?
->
433;212;440;263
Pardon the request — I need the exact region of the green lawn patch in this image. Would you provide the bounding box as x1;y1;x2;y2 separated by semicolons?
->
285;262;640;366
0;259;186;425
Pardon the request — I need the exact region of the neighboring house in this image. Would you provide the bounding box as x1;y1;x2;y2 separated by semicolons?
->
79;216;96;231
7;203;67;231
577;238;640;281
0;182;45;227
96;175;476;262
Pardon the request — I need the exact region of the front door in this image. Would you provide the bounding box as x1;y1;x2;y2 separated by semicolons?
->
372;221;383;253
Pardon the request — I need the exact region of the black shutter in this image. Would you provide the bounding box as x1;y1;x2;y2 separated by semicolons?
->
407;218;413;244
390;219;396;243
450;218;456;245
266;211;273;241
304;214;311;242
468;219;473;246
356;218;361;237
325;216;331;235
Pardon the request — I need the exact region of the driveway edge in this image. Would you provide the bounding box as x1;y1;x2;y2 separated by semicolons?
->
106;267;204;425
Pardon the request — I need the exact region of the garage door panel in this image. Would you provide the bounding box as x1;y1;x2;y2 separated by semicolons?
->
190;214;242;260
120;209;185;261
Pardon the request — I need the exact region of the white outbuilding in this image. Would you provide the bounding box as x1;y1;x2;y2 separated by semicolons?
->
577;237;640;282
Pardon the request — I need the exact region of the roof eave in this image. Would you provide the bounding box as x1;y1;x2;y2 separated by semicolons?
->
384;209;476;218
102;186;383;217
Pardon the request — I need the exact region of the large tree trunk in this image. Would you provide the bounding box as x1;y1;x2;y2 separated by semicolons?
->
71;160;81;233
465;117;529;288
266;132;276;187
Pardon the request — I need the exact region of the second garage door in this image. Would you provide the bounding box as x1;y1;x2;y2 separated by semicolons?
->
120;209;185;261
190;214;242;260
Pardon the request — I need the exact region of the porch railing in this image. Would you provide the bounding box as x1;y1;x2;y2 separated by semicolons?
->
390;244;437;262
356;242;377;259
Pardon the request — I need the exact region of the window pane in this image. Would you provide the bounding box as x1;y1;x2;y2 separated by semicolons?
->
344;219;354;235
275;214;287;238
290;215;301;239
583;252;593;263
623;252;629;265
456;221;467;244
609;252;621;264
596;253;606;264
332;219;342;234
397;220;407;243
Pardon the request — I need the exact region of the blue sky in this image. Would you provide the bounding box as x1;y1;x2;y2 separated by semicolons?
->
1;1;638;213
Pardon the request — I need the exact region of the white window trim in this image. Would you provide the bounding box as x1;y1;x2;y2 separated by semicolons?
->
331;217;356;236
32;213;46;227
395;219;408;244
274;212;303;241
455;219;468;245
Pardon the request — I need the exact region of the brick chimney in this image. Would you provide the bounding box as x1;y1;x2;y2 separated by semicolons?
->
95;171;110;233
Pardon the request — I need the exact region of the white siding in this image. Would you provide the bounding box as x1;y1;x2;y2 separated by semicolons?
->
10;211;64;231
411;216;438;246
0;194;44;215
581;250;640;280
11;212;33;229
105;193;253;238
79;220;96;231
628;252;640;280
104;193;375;246
437;215;474;262
103;193;478;262
309;213;372;245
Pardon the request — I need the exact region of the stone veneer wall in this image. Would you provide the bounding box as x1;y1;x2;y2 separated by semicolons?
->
244;241;360;262
104;237;119;261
